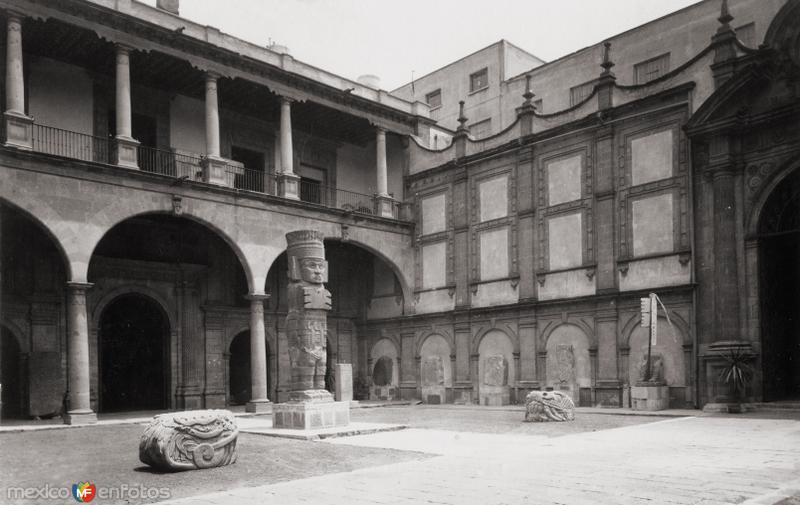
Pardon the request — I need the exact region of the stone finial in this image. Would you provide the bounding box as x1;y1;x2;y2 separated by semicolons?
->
600;41;615;76
522;74;535;106
456;100;469;133
718;0;733;28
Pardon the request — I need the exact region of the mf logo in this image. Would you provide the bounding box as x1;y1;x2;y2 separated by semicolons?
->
72;482;96;502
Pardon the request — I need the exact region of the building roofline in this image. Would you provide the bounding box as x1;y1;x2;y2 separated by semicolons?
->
390;38;544;94
72;0;428;120
505;0;715;84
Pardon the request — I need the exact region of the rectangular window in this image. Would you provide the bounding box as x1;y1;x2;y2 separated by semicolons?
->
634;53;670;84
735;23;756;47
569;81;594;106
471;118;492;139
425;89;442;109
470;68;489;92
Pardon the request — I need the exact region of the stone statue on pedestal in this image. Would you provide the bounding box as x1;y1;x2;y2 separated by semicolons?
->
273;230;349;430
286;230;332;403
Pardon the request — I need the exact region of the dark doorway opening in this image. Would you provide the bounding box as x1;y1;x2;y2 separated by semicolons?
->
99;294;170;412
228;330;270;405
1;328;23;419
229;331;251;405
759;168;800;402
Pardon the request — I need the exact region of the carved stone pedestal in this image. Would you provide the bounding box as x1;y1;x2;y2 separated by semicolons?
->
272;398;350;430
631;382;669;411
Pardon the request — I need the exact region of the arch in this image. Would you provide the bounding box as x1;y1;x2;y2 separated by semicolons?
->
91;284;177;333
0;198;71;281
415;329;454;359
419;333;453;404
87;210;256;294
763;0;800;57
0;319;28;354
369;337;400;395
540;320;595;349
624;315;687;387
97;292;171;412
747;156;800;237
620;310;691;348
262;236;413;313
476;329;515;406
471;324;519;355
544;323;592;401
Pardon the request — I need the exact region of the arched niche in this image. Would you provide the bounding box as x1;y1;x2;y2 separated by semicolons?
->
419;334;452;404
627;317;686;388
545;324;591;403
477;330;515;406
370;338;399;400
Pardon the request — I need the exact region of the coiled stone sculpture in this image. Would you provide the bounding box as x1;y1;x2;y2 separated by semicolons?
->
139;409;238;471
524;390;575;422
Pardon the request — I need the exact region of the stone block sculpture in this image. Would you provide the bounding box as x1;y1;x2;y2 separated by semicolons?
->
273;230;349;429
285;230;333;402
139;409;238;471
524;390;575;422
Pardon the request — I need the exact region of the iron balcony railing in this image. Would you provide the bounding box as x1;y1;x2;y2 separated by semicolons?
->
22;122;404;220
32;123;111;164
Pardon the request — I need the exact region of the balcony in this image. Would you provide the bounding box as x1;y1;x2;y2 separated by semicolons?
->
26;122;404;219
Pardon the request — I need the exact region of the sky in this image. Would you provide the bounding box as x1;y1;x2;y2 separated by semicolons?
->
140;0;701;90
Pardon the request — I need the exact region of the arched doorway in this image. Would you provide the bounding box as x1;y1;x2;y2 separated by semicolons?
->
1;327;23;419
759;167;800;402
99;294;170;412
228;330;271;405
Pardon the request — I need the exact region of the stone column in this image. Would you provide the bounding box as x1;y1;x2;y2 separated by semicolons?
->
3;13;32;150
374;127;395;218
246;293;271;413
64;283;97;425
277;96;300;199
201;72;228;185
113;44;139;168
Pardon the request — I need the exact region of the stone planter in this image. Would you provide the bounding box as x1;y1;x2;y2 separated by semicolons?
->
631;382;669;411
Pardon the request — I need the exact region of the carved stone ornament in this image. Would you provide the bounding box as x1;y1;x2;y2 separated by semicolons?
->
285;230;333;402
524;390;575;422
139;410;238;471
483;355;508;386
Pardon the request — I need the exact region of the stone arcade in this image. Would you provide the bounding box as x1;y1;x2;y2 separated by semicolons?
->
0;0;799;424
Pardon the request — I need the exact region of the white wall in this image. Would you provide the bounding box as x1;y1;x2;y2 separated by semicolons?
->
169;94;206;154
28;57;93;135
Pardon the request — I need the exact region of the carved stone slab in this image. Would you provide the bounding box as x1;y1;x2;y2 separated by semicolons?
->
524;390;575;422
483;355;508;386
139;410;238;471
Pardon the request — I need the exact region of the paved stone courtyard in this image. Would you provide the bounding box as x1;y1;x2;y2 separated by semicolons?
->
164;410;800;505
3;406;800;505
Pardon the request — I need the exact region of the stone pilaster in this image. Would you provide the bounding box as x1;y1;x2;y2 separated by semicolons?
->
64;282;97;425
177;280;203;409
4;13;32;150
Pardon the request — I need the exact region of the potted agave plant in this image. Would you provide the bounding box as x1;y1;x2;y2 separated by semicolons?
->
717;345;754;413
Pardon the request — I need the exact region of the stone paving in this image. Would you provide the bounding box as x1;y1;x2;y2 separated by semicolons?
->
160;415;800;505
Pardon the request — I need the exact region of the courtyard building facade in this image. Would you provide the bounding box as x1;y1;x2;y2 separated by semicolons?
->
0;0;798;422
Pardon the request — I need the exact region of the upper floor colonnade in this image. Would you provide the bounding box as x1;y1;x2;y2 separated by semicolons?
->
0;5;423;218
